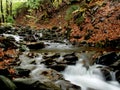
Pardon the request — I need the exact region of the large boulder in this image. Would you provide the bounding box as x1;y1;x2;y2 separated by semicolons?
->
13;78;61;90
95;52;119;66
63;53;78;65
55;80;81;90
0;75;16;90
26;42;45;49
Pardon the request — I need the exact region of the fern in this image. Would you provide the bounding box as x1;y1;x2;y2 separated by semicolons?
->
52;0;63;8
26;0;43;9
65;5;80;21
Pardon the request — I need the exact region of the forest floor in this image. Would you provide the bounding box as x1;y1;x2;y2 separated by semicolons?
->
15;0;120;46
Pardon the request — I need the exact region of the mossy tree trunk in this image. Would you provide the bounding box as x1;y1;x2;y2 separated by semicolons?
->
0;0;5;23
10;0;12;16
6;0;9;20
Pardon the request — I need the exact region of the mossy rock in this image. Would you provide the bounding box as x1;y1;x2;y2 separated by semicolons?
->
0;75;16;90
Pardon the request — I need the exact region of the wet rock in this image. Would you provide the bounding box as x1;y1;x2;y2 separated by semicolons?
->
43;53;60;59
26;52;39;58
0;68;10;76
40;69;63;81
115;71;120;83
24;35;38;42
1;38;19;50
63;53;78;65
42;55;66;72
47;64;67;72
101;68;112;81
55;80;81;90
104;38;120;49
95;52;119;66
6;36;16;41
110;60;120;71
0;26;6;34
19;45;29;52
26;42;45;49
13;78;61;90
0;75;16;90
15;68;30;77
41;58;56;65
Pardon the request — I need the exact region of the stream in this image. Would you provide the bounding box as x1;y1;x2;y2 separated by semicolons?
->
17;40;120;90
1;26;120;90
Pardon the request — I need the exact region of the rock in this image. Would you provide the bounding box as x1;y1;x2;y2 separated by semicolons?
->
63;53;78;65
95;52;119;66
19;45;29;52
115;71;120;83
104;38;120;49
24;35;38;42
1;38;19;50
55;80;81;90
47;64;67;72
101;68;112;81
13;78;61;90
41;58;56;65
0;26;6;34
15;68;30;77
43;53;60;59
110;60;120;71
0;75;16;90
0;68;10;77
6;36;16;42
26;42;45;49
40;69;63;81
26;52;39;58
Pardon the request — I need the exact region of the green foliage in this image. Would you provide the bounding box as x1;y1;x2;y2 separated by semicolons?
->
52;0;63;8
12;2;25;16
65;5;80;21
65;1;89;25
6;15;14;23
74;12;85;25
26;0;43;9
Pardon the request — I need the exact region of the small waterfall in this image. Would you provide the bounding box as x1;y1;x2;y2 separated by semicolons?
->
3;34;22;42
62;58;120;90
110;71;116;81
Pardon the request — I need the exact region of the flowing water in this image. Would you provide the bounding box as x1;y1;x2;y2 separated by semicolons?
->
4;34;120;90
62;60;120;90
19;45;120;90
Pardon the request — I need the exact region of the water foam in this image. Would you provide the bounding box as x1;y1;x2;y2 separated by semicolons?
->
62;60;120;90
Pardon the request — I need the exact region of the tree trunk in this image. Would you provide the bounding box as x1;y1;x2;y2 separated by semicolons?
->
6;0;9;18
10;0;12;16
0;0;4;23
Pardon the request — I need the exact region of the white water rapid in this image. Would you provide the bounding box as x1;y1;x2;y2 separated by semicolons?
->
3;34;22;42
62;58;120;90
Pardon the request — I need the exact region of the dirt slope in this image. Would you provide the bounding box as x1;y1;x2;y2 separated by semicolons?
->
15;0;120;47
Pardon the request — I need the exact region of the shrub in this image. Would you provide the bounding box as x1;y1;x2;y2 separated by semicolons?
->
65;5;80;21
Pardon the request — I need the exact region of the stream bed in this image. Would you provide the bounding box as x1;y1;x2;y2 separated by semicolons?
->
0;26;120;90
